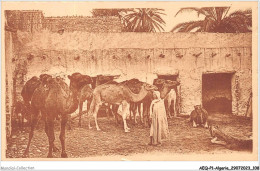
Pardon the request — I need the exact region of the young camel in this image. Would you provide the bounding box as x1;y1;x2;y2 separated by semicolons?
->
74;74;118;127
88;82;158;132
22;73;92;158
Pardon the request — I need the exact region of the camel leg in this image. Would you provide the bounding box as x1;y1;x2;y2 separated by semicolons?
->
87;100;91;114
22;108;39;158
138;103;143;124
192;120;197;128
60;115;68;158
122;101;130;132
47;118;55;158
44;120;59;152
78;101;83;127
168;100;173;118
21;113;25;129
93;105;101;131
143;102;149;127
105;104;110;120
164;100;170;118
204;121;209;128
88;100;95;130
85;100;92;129
171;100;177;118
129;103;133;122
112;105;119;125
133;103;138;124
88;116;92;130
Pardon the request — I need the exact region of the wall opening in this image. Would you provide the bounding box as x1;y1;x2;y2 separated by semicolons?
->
202;73;233;114
157;74;178;81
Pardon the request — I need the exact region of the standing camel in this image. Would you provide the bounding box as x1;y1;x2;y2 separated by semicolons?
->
88;82;158;132
21;74;52;125
75;75;119;128
77;84;93;127
91;74;120;118
154;79;180;118
120;79;154;127
23;73;92;158
120;79;143;124
164;89;177;118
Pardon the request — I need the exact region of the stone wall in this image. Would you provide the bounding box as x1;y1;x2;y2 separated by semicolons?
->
9;31;252;115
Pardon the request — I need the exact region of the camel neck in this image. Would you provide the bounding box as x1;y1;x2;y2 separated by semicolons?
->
64;87;79;114
128;85;148;102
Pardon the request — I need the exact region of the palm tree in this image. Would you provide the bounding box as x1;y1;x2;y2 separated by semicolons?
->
122;8;166;32
171;7;252;33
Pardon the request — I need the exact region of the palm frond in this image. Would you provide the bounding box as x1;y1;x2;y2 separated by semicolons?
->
171;20;203;32
175;7;202;17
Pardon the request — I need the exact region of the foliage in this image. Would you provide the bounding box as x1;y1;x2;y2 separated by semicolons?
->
171;7;252;33
91;8;166;32
122;8;166;32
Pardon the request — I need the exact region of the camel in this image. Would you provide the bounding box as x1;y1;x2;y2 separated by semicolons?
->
70;74;117;127
119;79;144;124
88;82;158;132
209;125;252;151
92;75;120;118
190;105;209;128
64;73;93;128
107;78;149;126
154;79;180;118
77;84;93;127
164;89;177;118
23;73;92;158
21;76;40;121
21;74;53;124
21;74;61;153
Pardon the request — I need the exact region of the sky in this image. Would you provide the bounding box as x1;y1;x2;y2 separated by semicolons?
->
3;1;253;32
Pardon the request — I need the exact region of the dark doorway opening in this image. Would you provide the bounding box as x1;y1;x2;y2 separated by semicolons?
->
157;74;178;81
202;73;232;114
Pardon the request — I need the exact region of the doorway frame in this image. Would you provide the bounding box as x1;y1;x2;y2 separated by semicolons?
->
201;71;236;114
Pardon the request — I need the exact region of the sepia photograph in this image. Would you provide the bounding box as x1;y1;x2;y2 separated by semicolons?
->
1;1;258;164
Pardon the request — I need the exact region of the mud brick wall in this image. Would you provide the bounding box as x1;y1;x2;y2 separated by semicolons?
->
10;31;252;115
5;10;122;33
43;16;122;33
5;10;44;32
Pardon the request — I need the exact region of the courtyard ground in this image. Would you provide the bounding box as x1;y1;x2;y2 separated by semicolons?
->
6;113;252;159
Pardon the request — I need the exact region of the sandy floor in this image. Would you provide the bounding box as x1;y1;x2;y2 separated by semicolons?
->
6;113;252;159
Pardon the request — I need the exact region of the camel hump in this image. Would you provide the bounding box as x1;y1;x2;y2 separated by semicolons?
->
57;79;70;98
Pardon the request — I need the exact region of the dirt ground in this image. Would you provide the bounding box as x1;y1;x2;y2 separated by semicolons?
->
6;113;252;159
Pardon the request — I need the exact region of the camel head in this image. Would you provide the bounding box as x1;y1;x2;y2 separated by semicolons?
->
39;74;52;85
153;79;166;90
159;80;180;99
68;73;93;91
96;74;120;86
164;80;180;88
194;104;203;117
153;78;165;86
142;83;158;91
31;76;39;81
